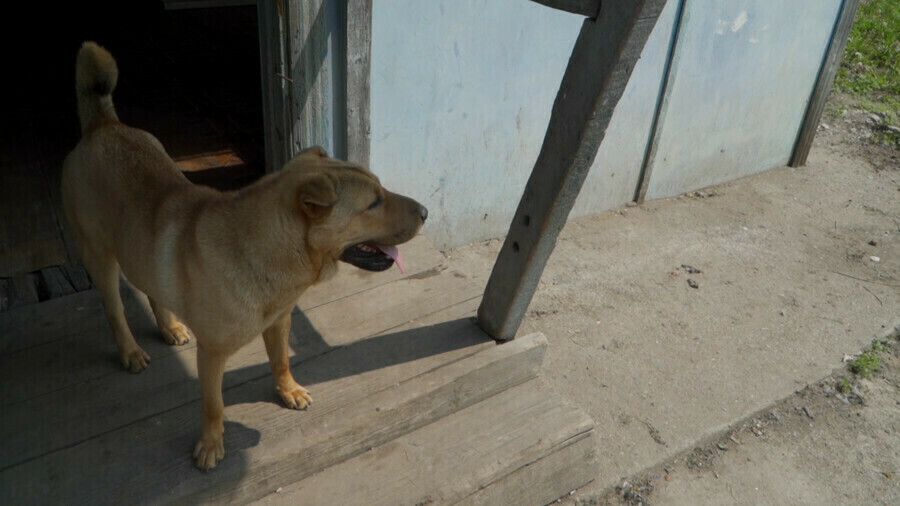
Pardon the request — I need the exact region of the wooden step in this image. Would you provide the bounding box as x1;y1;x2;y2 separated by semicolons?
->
0;235;480;472
253;378;599;506
1;330;546;504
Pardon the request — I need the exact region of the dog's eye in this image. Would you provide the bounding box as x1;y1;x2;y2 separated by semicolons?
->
367;196;383;210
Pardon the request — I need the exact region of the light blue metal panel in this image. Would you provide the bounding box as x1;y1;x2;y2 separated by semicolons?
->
645;0;843;200
571;0;679;217
370;0;674;248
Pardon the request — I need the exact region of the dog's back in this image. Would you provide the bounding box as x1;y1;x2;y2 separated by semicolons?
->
62;42;209;302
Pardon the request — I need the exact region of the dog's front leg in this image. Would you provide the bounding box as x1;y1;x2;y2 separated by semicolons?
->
263;311;313;409
193;344;229;469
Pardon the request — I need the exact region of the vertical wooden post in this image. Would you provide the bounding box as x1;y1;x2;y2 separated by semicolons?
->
257;0;293;172
477;0;667;341
286;0;333;153
345;0;372;167
789;0;861;167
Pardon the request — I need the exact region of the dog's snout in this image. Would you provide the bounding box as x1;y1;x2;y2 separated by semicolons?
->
419;204;428;222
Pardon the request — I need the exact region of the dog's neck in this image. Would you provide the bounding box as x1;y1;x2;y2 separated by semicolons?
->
221;173;338;308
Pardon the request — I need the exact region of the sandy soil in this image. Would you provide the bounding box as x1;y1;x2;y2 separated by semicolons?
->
443;90;899;505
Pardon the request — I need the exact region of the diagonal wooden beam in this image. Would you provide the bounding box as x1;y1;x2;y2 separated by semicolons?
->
478;0;668;341
529;0;602;18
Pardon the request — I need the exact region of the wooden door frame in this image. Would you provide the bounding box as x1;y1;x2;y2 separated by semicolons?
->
257;0;371;172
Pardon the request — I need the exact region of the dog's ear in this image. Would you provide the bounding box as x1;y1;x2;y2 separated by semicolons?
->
297;173;338;218
295;146;329;159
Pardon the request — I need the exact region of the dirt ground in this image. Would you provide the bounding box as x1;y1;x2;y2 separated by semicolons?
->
443;90;899;505
598;332;900;506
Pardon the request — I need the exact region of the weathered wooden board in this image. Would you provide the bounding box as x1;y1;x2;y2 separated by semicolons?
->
478;0;667;341
7;273;40;309
175;149;246;172
0;264;479;470
298;234;446;310
456;431;598;506
257;0;293;172
253;378;596;505
530;0;601;18
1;330;545;504
38;266;75;300
0;234;444;400
286;0;332;152
304;270;483;347
0;281;151;353
789;0;861;167
0;164;68;278
381;291;481;336
345;0;372;167
61;262;92;291
0;279;10;312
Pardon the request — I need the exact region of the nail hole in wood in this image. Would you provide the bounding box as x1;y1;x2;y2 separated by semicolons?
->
512;241;520;252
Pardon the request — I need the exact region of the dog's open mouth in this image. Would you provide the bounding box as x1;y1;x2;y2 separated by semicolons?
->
340;243;405;273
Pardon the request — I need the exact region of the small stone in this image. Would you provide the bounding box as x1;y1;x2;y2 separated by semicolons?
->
870;256;881;263
886;125;900;134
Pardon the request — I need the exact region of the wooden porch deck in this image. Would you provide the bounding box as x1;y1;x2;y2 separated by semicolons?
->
0;236;596;504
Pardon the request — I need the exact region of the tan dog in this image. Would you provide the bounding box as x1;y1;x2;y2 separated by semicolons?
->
62;42;427;469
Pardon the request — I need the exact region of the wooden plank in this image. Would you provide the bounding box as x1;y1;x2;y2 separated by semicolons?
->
344;0;372;166
0;267;478;466
0;279;10;312
381;292;481;335
286;0;333;152
457;430;598;506
257;0;294;172
0;281;147;354
530;0;601;18
303;270;483;347
175;149;246;172
8;273;40;309
789;0;861;167
0;234;442;393
297;234;446;309
478;0;667;341
164;0;256;9
61;262;92;291
0;163;67;277
38;266;75;300
253;379;596;505
1;328;543;505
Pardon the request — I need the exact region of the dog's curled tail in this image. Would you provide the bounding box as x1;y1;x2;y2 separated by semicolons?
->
75;41;119;134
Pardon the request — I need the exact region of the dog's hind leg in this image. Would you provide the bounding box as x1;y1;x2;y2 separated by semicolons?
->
193;344;228;469
263;310;312;409
81;245;150;373
149;298;192;346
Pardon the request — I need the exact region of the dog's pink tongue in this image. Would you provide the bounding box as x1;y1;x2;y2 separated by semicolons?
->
375;245;405;273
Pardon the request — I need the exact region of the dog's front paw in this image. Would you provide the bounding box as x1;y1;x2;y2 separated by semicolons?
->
121;347;150;373
161;321;192;346
277;382;313;410
193;432;225;470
